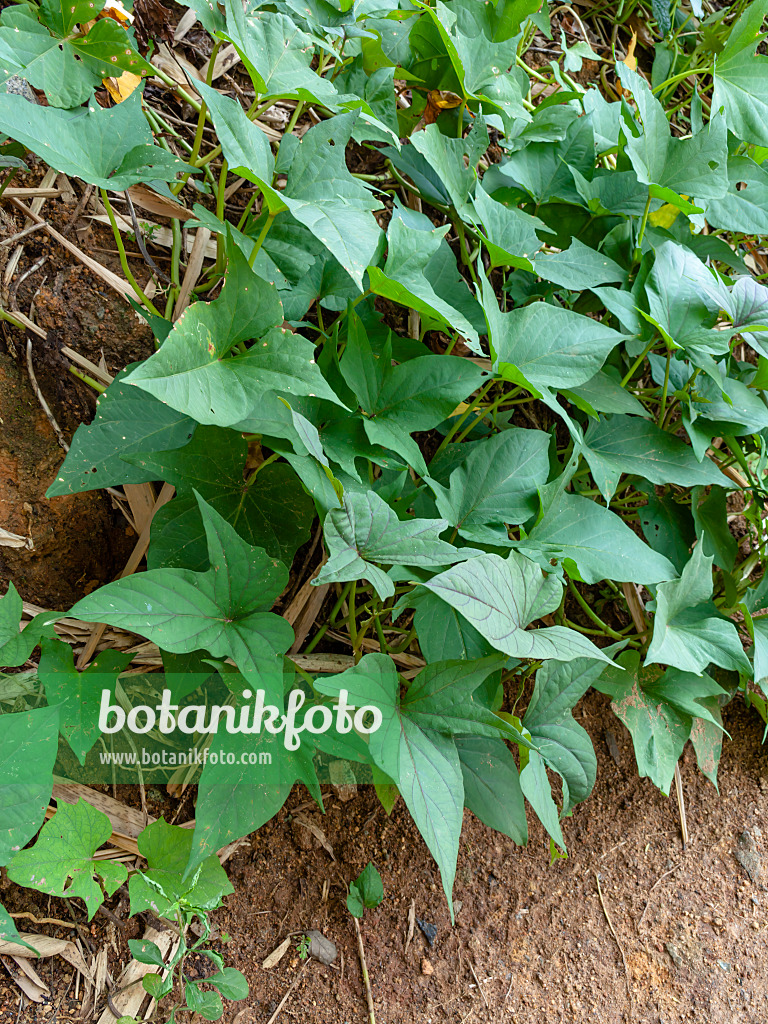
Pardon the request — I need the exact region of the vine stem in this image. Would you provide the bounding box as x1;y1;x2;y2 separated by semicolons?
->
657;349;672;427
434;380;495;456
634;190;653;262
620;336;657;387
567;578;626;641
172;39;222;196
99;189;161;316
248;210;277;268
0;167;18;199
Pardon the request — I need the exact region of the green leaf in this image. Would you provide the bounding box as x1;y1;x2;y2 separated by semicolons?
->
638;486;695;574
46;371;196;497
70;495;293;702
455;735;527;844
143;973;173;1000
201;90;381;287
349;862;384;913
127;940;166;968
408;119;488;214
315;653;516;913
0;89;190;188
480;267;625;392
596;651;726;793
646;545;751;676
408;590;497;663
368;214;480;345
38;639;132;765
525;492;678;585
422;551;614;664
414;0;531;128
124;322;341;428
315;489;474;600
0;706;59;865
185;982;223;1021
129;818;233;917
208;968;249;1001
191;743;317;877
178;0;225;35
7;799;127;919
692;485;737;572
617;63;728;204
563;369;648;418
276;111;383;288
126;426;314;571
644;241;730;356
712;0;768;148
0;583;57;668
0;6;149;108
519;747;565;851
595;653;688;793
534;238;627;291
471;183;543;270
0;903;37;950
429;427;550;532
582;415;724;502
403;655;521;742
652;0;672;36
486;114;594;205
522;658;602;813
347;884;365;918
705;155;768;235
222;0;337;104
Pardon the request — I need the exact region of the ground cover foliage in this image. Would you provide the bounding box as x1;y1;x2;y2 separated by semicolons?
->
2;0;768;1015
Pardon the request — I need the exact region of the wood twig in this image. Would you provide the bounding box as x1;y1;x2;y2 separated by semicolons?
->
352;915;376;1024
26;337;68;451
468;961;488;1010
594;871;633;1017
264;961;308;1024
674;762;689;849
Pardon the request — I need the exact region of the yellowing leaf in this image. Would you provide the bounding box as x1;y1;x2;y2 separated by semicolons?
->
649;202;680;229
623;30;638;72
103;71;142;104
102;0;134;23
424;90;463;125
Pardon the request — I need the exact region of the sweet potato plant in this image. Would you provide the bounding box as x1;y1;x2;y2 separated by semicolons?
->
1;2;768;1017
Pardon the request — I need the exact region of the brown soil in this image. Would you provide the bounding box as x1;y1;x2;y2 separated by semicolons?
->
0;348;134;607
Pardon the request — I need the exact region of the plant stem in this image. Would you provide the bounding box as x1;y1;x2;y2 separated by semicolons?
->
248;210;276;268
245;452;280;487
620;336;657;387
69;366;106;393
434;380;495;456
0;167;18;199
348;581;359;660
634;190;653;262
99;189;161;316
567;578;626;641
657;348;672;426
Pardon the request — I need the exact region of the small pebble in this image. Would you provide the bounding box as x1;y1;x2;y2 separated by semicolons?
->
421;958;433;976
416;918;437;947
